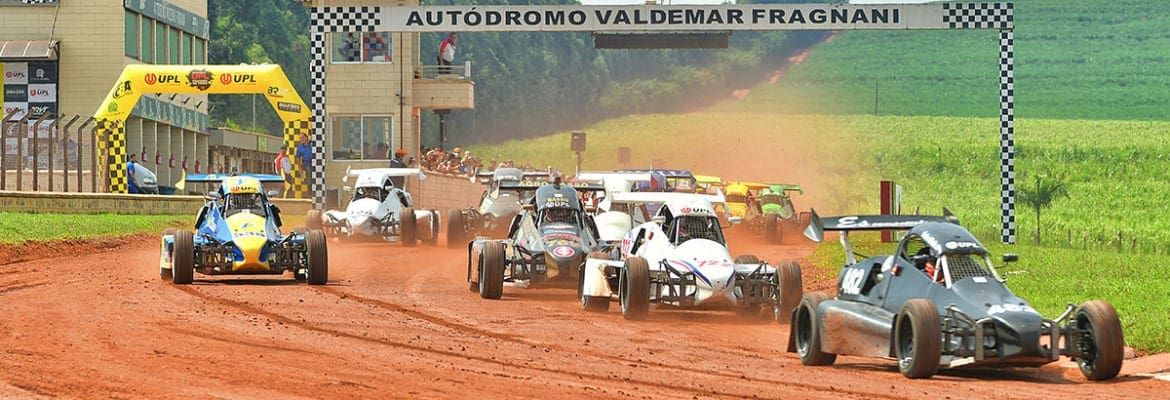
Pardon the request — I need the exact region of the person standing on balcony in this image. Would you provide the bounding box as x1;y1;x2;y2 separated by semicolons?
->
437;32;457;74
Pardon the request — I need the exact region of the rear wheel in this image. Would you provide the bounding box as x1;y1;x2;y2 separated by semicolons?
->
775;261;804;324
794;292;836;365
620;257;650;320
478;242;505;299
306;209;323;231
765;217;781;244
425;210;440;246
171;230;195;285
1073;300;1124;381
895;299;942;379
400;208;418;247
446;210;465;249
306;230;329;285
160;228;176;281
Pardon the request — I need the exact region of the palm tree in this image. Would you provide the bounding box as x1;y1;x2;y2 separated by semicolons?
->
1017;174;1069;245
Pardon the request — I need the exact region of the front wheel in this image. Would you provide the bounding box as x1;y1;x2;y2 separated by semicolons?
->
171;229;195;285
306;209;323;231
619;257;650;321
478;242;505;299
774;261;803;324
1072;300;1124;381
306;229;329;285
400;208;418;247
160;228;176;281
446;209;466;249
895;299;941;379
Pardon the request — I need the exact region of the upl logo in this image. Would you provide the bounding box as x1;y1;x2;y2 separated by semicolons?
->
144;73;181;85
5;71;25;79
219;73;257;85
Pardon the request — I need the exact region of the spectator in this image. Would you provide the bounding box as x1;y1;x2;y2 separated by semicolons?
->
274;148;293;197
437;32;457;74
127;154;140;194
295;133;313;175
390;148;408;169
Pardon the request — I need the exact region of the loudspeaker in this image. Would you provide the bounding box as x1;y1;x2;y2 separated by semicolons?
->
571;131;586;152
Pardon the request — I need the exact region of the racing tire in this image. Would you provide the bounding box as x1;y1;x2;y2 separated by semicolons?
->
794;292;836;366
306;209;323;231
306;229;329;285
619;257;650;321
478;242;505;300
765;217;780;244
171;230;195;285
160;228;176;281
895;299;942;379
580;253;611;313
1072;300;1124;381
446;209;465;249
400;208;418;247
425;211;440;246
775;261;804;324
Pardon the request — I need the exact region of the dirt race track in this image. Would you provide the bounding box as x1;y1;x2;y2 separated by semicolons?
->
1;232;1168;399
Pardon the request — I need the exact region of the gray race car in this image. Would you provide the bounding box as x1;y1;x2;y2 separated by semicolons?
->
446;168;549;248
788;210;1124;380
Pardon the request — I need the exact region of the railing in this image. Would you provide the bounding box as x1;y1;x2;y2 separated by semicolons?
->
2;110;101;193
416;61;472;80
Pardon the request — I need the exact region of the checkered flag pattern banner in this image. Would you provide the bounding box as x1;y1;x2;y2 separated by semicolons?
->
943;3;1012;30
96;119;129;194
999;30;1016;244
312;6;380;33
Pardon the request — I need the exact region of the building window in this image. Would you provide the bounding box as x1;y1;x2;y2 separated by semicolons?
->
331;116;393;161
140;18;154;63
124;11;138;58
181;33;191;65
168;27;179;65
331;32;393;63
194;39;205;65
155;23;167;63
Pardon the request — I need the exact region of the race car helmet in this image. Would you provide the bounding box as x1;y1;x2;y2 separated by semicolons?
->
355;186;384;201
677;215;719;243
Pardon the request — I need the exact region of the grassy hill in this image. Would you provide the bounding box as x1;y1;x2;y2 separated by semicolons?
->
467;0;1170;351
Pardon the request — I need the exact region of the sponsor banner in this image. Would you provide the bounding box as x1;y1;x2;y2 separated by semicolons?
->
0;0;58;5
3;63;28;84
124;0;210;39
28;102;56;119
3;102;27;119
377;4;983;32
27;62;57;84
27;84;55;102
4;85;28;102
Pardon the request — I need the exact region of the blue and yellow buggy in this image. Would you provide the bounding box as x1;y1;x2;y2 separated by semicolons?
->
159;174;329;285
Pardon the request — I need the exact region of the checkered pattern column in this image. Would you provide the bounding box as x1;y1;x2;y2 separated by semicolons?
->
96;119;128;194
999;30;1016;244
309;6;381;209
942;3;1013;29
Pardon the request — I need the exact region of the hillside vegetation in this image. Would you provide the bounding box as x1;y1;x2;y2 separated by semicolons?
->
468;0;1170;352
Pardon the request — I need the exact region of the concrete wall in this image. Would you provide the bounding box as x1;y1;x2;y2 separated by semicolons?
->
0;190;312;217
405;172;484;215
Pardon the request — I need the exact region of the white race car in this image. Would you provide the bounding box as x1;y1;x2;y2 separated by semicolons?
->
580;194;803;321
308;168;439;246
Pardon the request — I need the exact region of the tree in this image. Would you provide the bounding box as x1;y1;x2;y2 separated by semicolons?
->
1017;174;1069;245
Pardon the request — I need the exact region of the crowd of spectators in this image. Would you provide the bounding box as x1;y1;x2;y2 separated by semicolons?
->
416;145;547;177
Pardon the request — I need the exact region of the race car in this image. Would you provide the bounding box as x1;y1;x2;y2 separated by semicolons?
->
159;174;328;285
307;168;439;246
579;194;803;321
758;184;809;244
466;178;603;299
446;168;550;248
788;211;1123;380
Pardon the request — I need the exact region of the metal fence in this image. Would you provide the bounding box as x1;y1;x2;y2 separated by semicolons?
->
416;61;472;79
2;110;103;193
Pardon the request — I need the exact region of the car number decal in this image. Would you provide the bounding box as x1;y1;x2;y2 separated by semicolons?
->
841;267;866;295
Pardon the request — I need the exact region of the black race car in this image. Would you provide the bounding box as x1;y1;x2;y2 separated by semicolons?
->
788;210;1123;380
446;168;549;248
466;178;603;299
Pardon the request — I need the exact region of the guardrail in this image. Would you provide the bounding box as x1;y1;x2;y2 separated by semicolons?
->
2;110;101;193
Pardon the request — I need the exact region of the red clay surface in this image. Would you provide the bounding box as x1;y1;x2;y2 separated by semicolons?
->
1;231;1167;399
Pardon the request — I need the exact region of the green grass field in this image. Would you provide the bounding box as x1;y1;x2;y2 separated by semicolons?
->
0;213;308;245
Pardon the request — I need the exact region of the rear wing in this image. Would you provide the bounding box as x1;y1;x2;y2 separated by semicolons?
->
498;181;604;192
608;191;726;206
771;184;803;194
184;173;284;183
803;208;959;243
343;167;425;180
805;208;959;265
472;170;551;184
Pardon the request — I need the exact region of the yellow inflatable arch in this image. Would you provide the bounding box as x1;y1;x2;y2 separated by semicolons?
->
93;64;311;197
